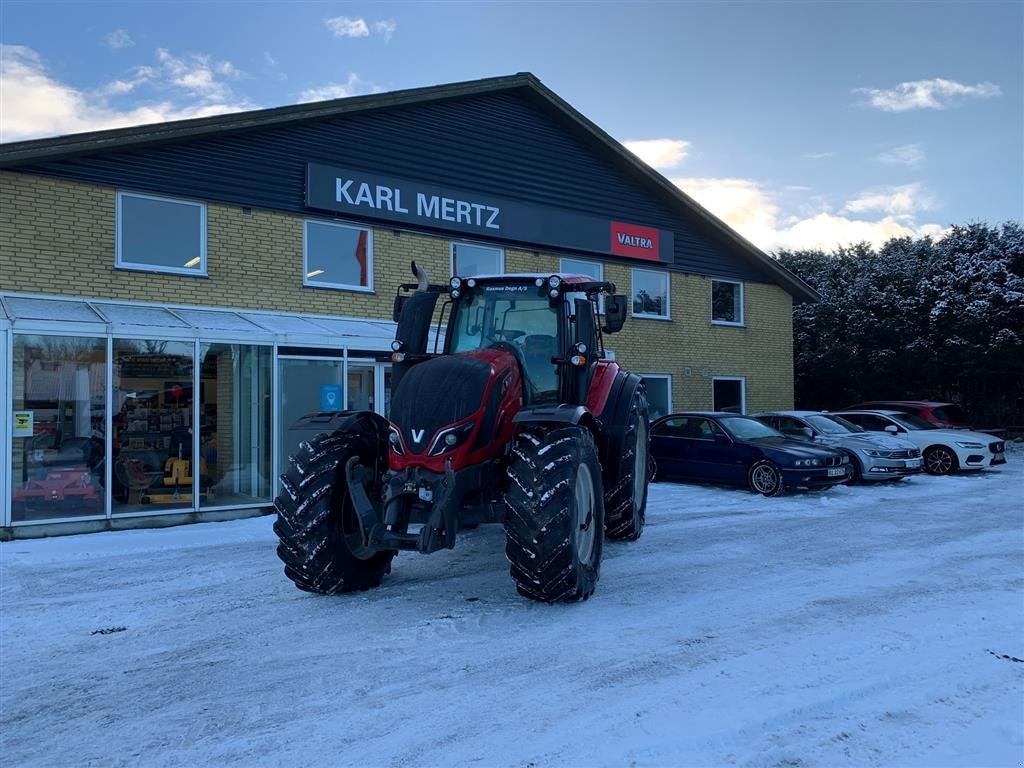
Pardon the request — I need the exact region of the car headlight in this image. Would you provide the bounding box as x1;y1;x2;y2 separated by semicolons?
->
955;441;984;449
794;458;822;467
865;449;887;458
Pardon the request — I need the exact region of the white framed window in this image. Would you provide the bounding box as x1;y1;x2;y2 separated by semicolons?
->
451;242;503;277
116;191;206;275
560;257;604;312
640;374;672;420
711;279;744;325
632;268;670;319
713;376;746;414
304;220;373;292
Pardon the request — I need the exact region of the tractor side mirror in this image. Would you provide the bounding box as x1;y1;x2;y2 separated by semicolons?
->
392;294;407;323
603;294;627;334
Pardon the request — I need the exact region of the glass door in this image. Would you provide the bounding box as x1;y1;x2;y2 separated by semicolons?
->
277;356;344;480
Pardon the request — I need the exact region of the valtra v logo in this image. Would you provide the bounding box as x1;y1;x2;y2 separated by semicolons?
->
610;221;662;262
411;429;425;443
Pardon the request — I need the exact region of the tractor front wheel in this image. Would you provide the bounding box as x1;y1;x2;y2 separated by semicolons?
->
504;426;605;603
273;428;394;594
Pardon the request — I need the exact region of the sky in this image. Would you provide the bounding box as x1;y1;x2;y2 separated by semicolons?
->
1;1;1021;254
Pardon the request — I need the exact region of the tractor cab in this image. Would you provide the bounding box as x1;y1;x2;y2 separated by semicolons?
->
390;269;627;409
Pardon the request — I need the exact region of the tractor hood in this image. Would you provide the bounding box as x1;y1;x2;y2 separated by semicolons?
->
388;349;522;471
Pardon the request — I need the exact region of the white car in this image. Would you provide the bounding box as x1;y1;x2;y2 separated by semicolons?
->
834;410;1007;476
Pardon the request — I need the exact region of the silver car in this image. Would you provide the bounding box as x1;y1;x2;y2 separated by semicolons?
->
752;411;923;481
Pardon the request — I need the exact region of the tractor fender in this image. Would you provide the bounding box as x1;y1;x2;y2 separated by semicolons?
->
595;372;647;485
513;405;600;437
287;410;390;453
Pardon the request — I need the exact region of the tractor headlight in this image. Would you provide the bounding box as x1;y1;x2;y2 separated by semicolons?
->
466;278;476;288
428;421;476;457
387;426;405;456
535;277;544;287
450;277;462;290
548;275;562;289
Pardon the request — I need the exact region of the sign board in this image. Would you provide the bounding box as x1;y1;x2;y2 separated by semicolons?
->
306;163;674;264
320;384;342;412
13;411;33;437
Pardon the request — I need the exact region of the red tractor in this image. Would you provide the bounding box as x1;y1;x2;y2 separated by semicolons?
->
274;265;651;602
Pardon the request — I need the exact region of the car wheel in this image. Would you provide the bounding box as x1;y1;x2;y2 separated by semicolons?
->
924;446;958;476
748;460;784;496
848;453;864;482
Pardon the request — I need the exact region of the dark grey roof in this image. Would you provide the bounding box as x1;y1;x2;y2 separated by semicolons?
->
0;72;817;302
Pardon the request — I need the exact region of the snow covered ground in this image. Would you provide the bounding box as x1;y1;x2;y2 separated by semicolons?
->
2;449;1022;767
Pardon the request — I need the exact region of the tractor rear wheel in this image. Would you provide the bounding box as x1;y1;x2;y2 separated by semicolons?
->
604;387;650;541
504;426;605;603
273;428;394;594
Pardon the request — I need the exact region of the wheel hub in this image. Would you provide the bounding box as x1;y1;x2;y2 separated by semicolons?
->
574;463;595;563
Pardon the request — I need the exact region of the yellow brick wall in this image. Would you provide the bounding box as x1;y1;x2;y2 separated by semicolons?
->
0;171;794;411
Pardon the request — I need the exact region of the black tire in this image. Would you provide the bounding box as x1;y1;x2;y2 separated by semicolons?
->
273;428;395;594
924;445;958;476
504;426;604;603
848;453;864;482
604;388;650;541
748;459;784;496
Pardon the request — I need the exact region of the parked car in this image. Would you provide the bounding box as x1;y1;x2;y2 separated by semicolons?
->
650;412;851;496
834;410;1006;475
752;411;923;482
843;400;973;429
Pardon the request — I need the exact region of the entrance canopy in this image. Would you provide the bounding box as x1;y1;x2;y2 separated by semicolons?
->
0;293;399;350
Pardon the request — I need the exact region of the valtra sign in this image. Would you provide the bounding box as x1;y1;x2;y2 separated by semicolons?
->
610;221;661;262
306;162;674;263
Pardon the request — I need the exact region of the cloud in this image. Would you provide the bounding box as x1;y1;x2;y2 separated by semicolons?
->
324;16;397;41
672;175;943;252
103;29;134;49
325;16;370;38
0;44;255;142
873;143;925;168
373;20;397;42
854;78;1001;112
844;183;933;217
298;73;383;103
802;151;837;160
622;138;690;170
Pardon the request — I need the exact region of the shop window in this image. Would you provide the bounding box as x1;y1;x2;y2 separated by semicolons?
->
641;375;672;420
451;242;503;277
198;343;273;508
111;339;195;514
10;335;106;523
712;279;744;325
116;191;206;275
632;269;670;319
713;377;746;414
304;220;373;291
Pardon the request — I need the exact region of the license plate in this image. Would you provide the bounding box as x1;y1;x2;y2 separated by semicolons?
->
905;458;922;468
827;467;844;477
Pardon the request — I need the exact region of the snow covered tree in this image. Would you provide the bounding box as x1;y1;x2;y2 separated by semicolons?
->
777;222;1024;427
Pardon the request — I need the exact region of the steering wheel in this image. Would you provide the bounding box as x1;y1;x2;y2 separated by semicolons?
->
491;329;525;342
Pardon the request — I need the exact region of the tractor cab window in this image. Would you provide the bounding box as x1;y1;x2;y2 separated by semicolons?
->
448;286;560;403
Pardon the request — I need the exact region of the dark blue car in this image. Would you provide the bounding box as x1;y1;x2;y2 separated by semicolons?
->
650;412;852;495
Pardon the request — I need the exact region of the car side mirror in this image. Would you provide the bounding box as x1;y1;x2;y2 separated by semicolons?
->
603;294;627;334
884;425;899;434
801;427;815;439
713;434;730;444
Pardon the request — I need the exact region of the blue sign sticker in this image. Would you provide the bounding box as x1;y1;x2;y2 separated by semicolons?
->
320;384;342;412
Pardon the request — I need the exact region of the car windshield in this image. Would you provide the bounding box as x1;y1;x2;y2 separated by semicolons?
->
806;414;861;434
448;284;559;402
720;416;782;440
888;412;937;430
933;405;969;422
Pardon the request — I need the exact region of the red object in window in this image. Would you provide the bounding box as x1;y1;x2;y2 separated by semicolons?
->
356;230;368;285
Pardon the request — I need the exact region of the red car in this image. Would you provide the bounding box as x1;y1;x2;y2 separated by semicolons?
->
843;400;972;429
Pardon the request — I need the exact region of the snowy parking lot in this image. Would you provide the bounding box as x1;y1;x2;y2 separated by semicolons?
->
2;448;1022;767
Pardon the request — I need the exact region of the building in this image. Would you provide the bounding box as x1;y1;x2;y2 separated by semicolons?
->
0;73;816;539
